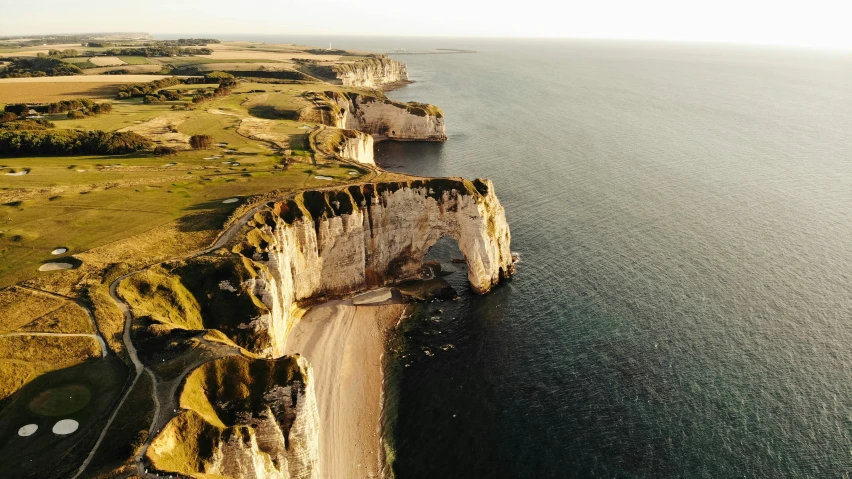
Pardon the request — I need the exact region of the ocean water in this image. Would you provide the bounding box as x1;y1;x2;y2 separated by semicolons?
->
220;35;852;477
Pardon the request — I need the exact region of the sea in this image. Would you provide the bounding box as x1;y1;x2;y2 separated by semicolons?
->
210;35;852;477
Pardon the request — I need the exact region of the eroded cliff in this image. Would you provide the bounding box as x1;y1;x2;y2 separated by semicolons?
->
146;355;320;479
332;56;409;88
308;127;375;165
238;178;513;356
300;91;446;142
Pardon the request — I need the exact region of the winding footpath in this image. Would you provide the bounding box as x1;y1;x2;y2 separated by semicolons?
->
71;200;268;479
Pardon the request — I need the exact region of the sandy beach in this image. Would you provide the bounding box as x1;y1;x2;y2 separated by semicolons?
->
284;296;405;479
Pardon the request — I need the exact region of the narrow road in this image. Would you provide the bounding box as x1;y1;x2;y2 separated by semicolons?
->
72;199;268;479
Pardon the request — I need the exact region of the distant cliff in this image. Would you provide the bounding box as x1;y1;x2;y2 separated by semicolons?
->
300;91;446;142
332;56;409;88
240;178;514;356
298;55;409;88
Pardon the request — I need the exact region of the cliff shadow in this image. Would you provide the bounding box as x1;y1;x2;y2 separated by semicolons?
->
176;198;244;233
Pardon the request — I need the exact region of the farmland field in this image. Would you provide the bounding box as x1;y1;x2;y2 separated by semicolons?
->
117;56;151;65
0;75;190;103
89;56;126;66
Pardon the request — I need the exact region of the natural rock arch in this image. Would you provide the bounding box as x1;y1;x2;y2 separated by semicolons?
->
241;179;514;357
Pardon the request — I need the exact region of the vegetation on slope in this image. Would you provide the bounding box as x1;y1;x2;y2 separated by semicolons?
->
0;57;83;78
147;355;306;476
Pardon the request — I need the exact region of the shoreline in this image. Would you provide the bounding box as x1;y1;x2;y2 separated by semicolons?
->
283;294;406;478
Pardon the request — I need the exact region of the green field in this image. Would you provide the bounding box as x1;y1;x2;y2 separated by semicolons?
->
117;56;150;65
0;357;127;478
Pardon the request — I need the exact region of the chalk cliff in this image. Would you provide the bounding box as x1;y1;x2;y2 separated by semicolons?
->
240;178;514;356
146;356;320;479
332;56;409;88
300;91;446;142
308;127;375;165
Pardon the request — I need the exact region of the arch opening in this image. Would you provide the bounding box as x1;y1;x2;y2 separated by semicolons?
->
397;235;466;300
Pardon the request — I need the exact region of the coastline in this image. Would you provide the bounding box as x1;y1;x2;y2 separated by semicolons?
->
283;295;406;478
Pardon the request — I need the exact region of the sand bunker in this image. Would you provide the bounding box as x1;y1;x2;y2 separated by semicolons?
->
119;114;191;149
315;175;334;180
348;171;359;175
230;162;241;166
51;247;68;255
238;117;290;149
17;424;38;437
75;169;87;172
52;419;79;435
164;163;176;167
39;263;73;272
5;170;29;176
222;198;239;204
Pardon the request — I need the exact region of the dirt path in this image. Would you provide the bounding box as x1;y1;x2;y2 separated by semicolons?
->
284;298;405;479
71;200;267;479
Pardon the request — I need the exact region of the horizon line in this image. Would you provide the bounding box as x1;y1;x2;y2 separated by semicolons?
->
3;31;851;52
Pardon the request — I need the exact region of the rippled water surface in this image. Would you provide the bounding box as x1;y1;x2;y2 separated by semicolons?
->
223;35;852;477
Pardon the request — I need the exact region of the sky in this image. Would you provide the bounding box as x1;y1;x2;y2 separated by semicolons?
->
1;0;851;49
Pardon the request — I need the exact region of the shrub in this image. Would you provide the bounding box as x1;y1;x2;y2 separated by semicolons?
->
154;146;178;156
67;110;86;119
189;135;213;150
0;113;18;123
0;119;54;131
4;104;28;116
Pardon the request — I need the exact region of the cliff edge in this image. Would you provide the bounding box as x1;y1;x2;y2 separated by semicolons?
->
300;91;446;142
238;178;513;356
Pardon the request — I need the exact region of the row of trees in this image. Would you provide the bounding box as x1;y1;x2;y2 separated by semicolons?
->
0;57;82;78
4;99;112;117
116;77;185;99
98;47;212;57
191;75;239;104
36;49;79;59
0;130;149;156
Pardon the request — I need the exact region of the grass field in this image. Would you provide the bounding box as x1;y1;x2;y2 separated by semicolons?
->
117;56;151;65
0;357;128;478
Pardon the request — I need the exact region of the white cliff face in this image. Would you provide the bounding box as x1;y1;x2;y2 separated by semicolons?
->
333;56;408;88
246;179;513;357
147;357;320;479
333;93;447;141
338;131;374;165
309;127;375;165
302;91;447;142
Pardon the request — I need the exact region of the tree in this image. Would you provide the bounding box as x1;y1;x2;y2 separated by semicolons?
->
189;134;213;150
154;146;177;156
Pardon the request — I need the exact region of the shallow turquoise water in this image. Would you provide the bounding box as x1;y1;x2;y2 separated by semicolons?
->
218;35;852;477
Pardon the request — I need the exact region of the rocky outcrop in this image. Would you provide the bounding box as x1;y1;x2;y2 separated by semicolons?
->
331;56;409;88
301;91;446;142
146;356;320;479
239;178;513;356
308;127;374;165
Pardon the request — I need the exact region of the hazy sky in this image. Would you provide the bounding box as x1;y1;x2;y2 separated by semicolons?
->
2;0;850;49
